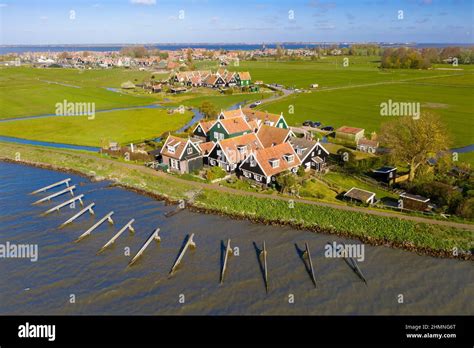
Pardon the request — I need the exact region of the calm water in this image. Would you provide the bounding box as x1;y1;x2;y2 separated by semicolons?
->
0;161;472;315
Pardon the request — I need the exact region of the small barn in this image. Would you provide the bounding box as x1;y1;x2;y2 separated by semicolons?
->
372;166;397;185
399;193;430;211
343;187;376;205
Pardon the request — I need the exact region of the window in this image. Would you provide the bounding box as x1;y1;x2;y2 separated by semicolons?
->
167;145;175;154
187;147;193;155
318;149;321;155
250;158;257;167
284;154;294;163
270;159;280;168
255;174;262;182
170;159;179;169
279;123;283;128
197;126;201;132
243;171;251;178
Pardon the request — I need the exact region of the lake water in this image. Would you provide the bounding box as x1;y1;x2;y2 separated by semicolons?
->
0;161;472;315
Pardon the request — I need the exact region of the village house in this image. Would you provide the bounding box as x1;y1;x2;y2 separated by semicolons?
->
241;108;289;129
335;126;365;143
288;137;329;172
357;138;379;154
239;142;301;186
343;187;376;205
208;117;252;142
256;124;294;148
206;133;263;172
236;71;252;86
192;120;216;141
169;69;251;89
160;135;203;174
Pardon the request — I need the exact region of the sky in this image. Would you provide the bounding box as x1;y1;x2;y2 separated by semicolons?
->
0;0;472;45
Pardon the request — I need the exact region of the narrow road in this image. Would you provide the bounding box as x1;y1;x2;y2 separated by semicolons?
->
243;84;295;108
3;145;473;231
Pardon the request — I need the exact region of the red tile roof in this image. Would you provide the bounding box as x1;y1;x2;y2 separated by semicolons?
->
252;142;301;177
219;117;252;134
256;124;291;148
336;126;365;134
218;133;263;164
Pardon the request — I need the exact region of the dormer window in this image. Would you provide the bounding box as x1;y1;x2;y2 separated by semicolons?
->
284;154;294;163
167;145;176;154
269;159;280;168
237;145;246;154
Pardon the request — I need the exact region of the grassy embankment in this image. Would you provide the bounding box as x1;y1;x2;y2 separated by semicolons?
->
0;142;472;258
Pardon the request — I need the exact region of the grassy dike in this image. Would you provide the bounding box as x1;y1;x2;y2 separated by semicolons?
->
1;142;472;260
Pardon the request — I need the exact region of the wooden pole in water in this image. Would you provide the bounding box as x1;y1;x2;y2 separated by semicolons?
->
32;185;76;205
42;194;84;216
128;228;160;266
98;219;135;254
304;242;317;288
260;241;268;293
75;211;114;242
220;239;232;284
59;203;95;228
169;233;196;275
31;178;71;194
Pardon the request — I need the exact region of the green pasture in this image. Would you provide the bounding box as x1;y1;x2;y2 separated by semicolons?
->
0;108;191;146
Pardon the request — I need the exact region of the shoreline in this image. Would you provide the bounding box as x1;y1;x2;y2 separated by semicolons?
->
2;158;472;261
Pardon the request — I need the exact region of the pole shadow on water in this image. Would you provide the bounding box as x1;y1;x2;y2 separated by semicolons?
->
252;242;268;293
328;241;368;286
294;243;317;288
219;240;226;284
168;234;194;278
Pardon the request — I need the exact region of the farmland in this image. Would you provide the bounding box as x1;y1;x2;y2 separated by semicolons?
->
0;66;269;120
234;57;474;162
0;108;192;147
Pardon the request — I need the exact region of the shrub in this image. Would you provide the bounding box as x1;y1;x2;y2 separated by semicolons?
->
205;166;227;181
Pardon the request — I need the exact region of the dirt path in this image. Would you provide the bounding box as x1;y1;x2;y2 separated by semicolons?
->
5;146;473;231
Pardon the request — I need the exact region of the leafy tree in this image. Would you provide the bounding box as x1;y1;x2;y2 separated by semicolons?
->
199;101;218;119
379;113;451;182
381;47;430;69
276;171;297;194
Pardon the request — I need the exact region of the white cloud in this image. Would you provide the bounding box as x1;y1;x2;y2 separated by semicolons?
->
130;0;156;5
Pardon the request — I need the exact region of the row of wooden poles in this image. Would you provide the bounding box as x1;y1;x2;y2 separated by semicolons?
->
31;178;367;289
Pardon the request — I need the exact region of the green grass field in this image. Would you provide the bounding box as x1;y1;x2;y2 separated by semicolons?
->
0;66;161;119
239;57;473;155
0;108;191;146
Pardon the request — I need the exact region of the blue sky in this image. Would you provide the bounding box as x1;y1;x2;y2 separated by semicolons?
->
0;0;472;45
